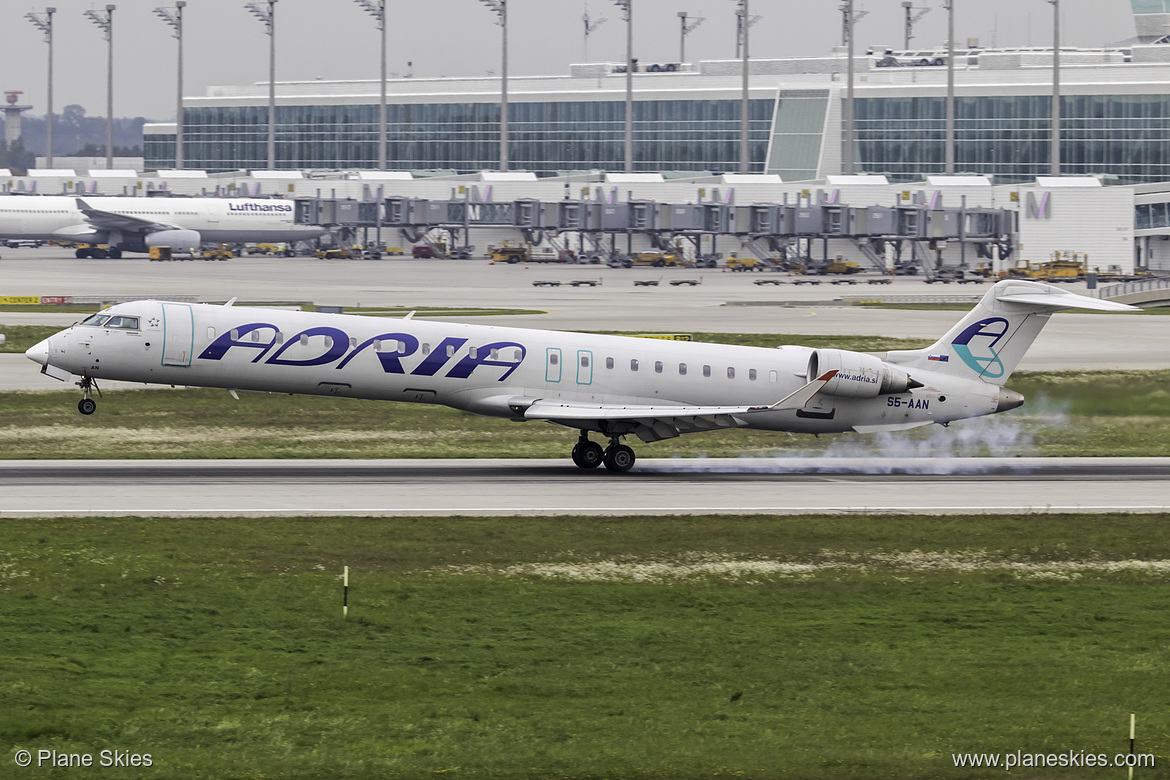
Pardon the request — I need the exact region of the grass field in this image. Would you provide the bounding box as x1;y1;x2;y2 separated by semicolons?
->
2;512;1167;779
0;370;1167;460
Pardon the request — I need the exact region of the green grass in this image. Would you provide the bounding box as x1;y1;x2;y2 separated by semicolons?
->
0;370;1167;460
2;513;1168;778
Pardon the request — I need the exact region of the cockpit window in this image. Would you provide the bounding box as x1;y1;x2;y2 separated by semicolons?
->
81;314;110;327
105;316;140;330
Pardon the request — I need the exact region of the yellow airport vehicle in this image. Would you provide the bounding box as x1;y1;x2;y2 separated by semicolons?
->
313;248;353;260
630;251;682;267
489;243;531;264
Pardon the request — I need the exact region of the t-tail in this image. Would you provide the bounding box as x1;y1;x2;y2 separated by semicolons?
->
885;280;1138;386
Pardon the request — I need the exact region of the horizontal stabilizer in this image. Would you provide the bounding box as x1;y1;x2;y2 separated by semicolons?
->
997;289;1139;312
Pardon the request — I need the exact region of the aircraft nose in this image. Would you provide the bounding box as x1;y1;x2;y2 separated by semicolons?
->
25;337;50;367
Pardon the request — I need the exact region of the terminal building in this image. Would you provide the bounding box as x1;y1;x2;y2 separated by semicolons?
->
10;3;1169;279
144;0;1170;183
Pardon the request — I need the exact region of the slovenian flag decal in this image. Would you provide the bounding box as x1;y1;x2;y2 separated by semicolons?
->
928;354;949;362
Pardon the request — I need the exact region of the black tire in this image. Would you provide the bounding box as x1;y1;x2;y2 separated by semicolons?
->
603;444;635;473
572;441;604;469
78;398;96;415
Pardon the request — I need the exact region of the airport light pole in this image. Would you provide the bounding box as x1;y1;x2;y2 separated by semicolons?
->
678;11;704;64
246;0;278;170
583;5;606;62
901;1;930;50
154;2;186;169
944;0;955;174
84;4;116;169
735;0;751;173
478;0;508;172
25;7;55;168
354;0;387;170
841;0;855;174
1050;0;1061;175
613;0;633;173
734;3;761;60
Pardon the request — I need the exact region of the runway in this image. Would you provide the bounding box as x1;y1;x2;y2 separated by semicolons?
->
2;458;1168;517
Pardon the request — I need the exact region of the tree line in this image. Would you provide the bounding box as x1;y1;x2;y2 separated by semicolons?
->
2;104;153;173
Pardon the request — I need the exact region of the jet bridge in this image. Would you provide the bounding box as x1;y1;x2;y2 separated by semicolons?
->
295;191;1016;273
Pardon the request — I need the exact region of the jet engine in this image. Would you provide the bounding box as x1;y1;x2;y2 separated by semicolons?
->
146;229;201;254
807;348;921;398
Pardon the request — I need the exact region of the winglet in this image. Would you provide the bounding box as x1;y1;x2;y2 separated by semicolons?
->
750;370;838;412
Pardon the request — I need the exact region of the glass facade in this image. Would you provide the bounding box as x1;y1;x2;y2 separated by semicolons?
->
767;89;829;181
856;94;1170;183
146;99;772;173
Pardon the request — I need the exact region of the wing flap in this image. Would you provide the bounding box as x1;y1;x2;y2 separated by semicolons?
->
521;370;838;424
76;198;178;234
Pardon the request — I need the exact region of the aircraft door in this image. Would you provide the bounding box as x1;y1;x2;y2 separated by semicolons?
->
161;303;195;367
545;347;562;383
576;350;593;385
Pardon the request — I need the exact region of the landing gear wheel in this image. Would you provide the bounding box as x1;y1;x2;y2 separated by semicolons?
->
603;444;636;473
571;441;604;469
78;398;96;415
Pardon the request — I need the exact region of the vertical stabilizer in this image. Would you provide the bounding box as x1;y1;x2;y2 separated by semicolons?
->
885;280;1138;385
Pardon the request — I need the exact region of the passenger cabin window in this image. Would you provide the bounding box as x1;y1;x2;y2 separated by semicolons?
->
703;365;711;378
581;355;590;368
749;369;757;381
654;361;663;373
105;316;139;330
727;367;735;379
469;347;478;359
678;363;687;376
422;343;431;355
630;359;639;371
606;357;614;369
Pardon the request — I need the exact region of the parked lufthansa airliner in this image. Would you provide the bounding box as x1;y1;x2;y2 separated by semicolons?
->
24;280;1136;472
0;195;325;257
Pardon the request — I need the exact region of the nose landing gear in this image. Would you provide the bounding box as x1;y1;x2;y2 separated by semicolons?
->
76;375;101;415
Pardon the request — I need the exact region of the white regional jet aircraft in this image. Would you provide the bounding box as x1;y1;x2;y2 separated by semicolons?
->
25;280;1135;472
0;195;326;257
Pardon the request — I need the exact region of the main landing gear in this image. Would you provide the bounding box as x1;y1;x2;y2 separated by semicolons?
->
571;432;636;473
76;375;101;415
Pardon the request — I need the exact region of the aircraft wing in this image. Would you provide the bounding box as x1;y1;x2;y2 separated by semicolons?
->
519;371;837;440
75;198;181;234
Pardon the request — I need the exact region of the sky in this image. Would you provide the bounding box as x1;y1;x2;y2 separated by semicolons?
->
0;0;1140;122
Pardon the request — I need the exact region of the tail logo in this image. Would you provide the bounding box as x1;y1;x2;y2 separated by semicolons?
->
951;317;1009;378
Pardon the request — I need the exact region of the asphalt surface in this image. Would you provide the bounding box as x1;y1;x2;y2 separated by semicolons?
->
1;458;1167;517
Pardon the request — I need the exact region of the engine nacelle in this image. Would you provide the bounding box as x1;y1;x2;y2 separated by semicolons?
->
808;348;920;398
146;229;201;254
